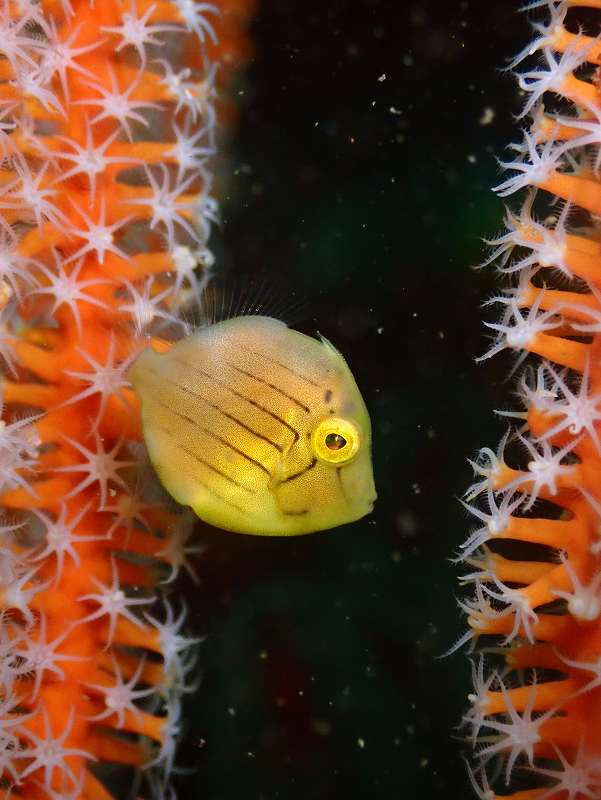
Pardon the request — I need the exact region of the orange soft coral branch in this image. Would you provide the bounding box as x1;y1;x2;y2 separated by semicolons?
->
456;3;601;799
0;0;255;798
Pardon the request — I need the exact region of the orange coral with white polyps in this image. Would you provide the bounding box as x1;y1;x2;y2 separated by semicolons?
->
0;0;252;798
457;2;601;798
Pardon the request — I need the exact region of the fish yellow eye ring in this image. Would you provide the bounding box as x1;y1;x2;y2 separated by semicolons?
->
311;417;361;465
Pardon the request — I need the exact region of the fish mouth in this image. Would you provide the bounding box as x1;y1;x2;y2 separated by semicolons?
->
366;494;377;512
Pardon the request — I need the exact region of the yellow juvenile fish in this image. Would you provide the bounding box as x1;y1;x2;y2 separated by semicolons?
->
128;315;376;535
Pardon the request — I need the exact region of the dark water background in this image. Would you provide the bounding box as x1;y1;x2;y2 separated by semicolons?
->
177;1;530;797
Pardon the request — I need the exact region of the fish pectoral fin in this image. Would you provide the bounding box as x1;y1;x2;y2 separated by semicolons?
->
268;454;286;490
272;486;309;517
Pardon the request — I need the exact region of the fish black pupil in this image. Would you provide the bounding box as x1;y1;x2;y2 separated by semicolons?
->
325;433;346;451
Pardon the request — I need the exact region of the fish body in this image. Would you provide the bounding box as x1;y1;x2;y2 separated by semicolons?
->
129;315;376;535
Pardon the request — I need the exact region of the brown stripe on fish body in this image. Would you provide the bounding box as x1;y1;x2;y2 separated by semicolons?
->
144;410;264;527
151;418;252;516
168;353;303;446
140;396;273;526
136;357;273;508
149;349;291;467
198;318;351;445
223;322;363;426
220;359;311;416
232;345;324;407
200;320;318;413
274;450;336;517
163;329;310;455
201;316;336;406
152;389;275;487
149;391;268;491
193;356;316;449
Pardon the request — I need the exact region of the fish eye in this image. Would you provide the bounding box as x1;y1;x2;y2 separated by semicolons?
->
326;433;346;451
311;417;360;464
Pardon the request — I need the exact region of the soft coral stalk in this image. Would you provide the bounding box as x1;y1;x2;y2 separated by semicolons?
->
457;2;601;798
0;0;254;798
